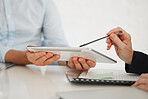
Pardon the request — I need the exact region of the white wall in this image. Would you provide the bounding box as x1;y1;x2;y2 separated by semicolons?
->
54;0;148;68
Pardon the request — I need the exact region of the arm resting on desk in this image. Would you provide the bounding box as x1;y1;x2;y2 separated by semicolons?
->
5;50;31;65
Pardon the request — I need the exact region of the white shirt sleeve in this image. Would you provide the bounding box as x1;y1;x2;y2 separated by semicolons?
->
42;0;69;47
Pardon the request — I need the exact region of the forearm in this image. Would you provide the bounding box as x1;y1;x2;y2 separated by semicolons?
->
5;50;31;65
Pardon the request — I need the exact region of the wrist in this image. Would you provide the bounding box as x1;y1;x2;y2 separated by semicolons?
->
58;61;67;66
24;51;32;64
5;50;31;64
126;50;134;64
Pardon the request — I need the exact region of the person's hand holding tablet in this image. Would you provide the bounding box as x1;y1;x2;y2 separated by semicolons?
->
26;51;60;66
67;57;96;71
26;45;96;71
26;45;60;66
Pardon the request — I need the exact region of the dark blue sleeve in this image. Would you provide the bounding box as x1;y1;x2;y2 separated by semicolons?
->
125;51;148;74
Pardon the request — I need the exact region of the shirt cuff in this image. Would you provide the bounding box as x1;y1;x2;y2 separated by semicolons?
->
0;47;12;63
50;60;59;65
125;51;142;74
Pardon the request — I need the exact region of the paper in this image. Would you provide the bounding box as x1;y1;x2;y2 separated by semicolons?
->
79;68;139;81
89;72;114;79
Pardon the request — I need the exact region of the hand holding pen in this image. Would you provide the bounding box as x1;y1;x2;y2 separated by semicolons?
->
79;27;133;64
106;27;133;64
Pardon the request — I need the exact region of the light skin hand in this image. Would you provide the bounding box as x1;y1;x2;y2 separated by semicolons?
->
132;74;148;91
59;57;96;71
106;27;134;64
106;27;148;92
67;57;96;71
26;45;60;66
26;51;60;66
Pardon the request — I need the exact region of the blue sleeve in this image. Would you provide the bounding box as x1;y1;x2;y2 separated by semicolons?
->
42;0;69;47
0;46;12;63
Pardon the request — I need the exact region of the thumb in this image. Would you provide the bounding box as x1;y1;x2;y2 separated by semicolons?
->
27;44;37;52
110;34;125;49
28;44;37;47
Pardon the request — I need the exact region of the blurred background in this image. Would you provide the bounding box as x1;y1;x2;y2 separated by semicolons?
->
53;0;148;68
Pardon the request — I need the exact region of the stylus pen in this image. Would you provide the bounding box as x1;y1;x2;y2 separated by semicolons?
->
79;31;122;47
6;63;15;69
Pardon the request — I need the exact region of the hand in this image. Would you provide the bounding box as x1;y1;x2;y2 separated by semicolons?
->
26;51;60;66
132;74;148;91
106;27;134;64
67;57;96;71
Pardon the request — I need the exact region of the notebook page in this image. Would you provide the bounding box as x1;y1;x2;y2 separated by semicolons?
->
79;68;139;81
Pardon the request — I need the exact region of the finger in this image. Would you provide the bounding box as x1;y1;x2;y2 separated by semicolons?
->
131;76;141;87
106;38;110;43
132;74;148;87
132;78;148;87
28;44;37;47
43;54;60;65
140;73;148;78
86;59;96;68
107;43;112;50
33;51;47;60
106;38;113;50
132;80;139;87
78;57;90;71
107;27;131;42
73;57;82;71
27;51;46;62
107;39;113;50
27;50;34;53
109;33;125;49
27;45;37;52
35;52;53;66
135;85;148;91
68;58;75;69
107;27;125;36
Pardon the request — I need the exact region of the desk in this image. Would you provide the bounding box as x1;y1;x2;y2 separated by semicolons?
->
6;63;147;99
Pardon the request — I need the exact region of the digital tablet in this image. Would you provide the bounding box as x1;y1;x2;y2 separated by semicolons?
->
27;46;117;63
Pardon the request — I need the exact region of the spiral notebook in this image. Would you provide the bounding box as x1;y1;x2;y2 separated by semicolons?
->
66;68;140;86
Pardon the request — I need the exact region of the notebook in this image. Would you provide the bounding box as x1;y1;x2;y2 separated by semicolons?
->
66;68;140;86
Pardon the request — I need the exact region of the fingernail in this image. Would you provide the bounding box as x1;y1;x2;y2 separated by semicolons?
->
107;33;110;36
73;57;78;61
79;57;84;61
56;55;60;58
131;85;134;87
131;85;135;87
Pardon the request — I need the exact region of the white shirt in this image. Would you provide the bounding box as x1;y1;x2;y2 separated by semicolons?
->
0;0;69;62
